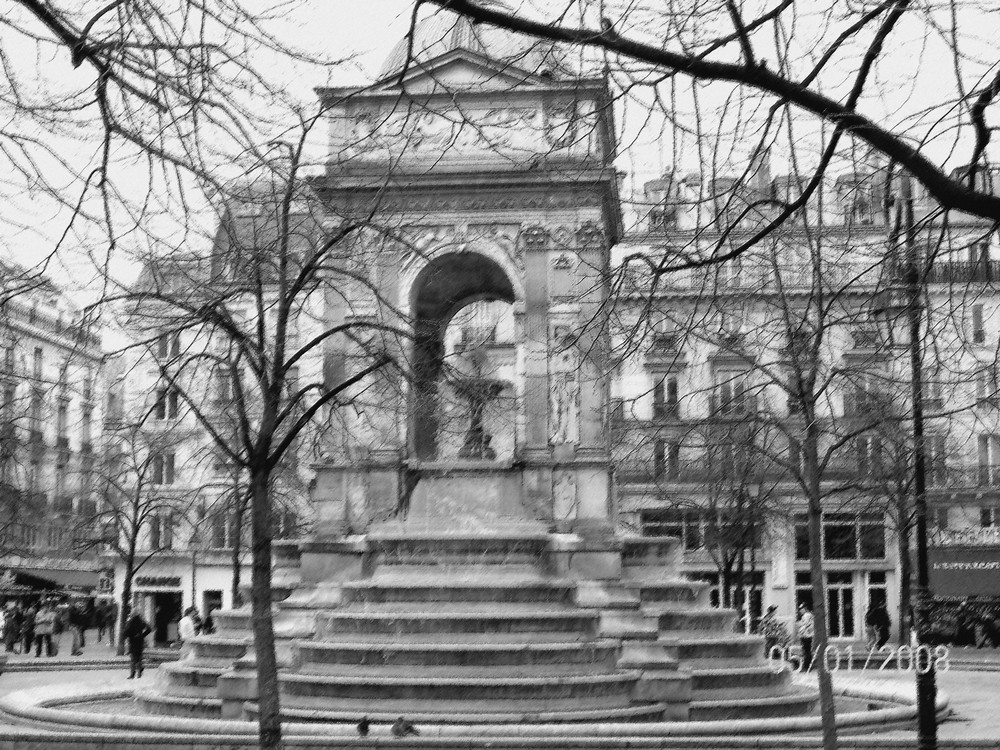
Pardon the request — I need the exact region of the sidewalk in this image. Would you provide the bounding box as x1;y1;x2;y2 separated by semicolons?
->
1;630;177;672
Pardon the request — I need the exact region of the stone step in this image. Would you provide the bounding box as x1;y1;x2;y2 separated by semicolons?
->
316;609;599;636
626;579;711;605
135;688;222;718
185;635;251;661
152;680;221;699
648;605;739;631
574;581;641;609
278;670;642;704
159;659;232;690
366;533;552;568
296;662;619;678
659;632;764;660
620;536;683;571
279;583;346;609
688;687;819;721
688;664;791;695
296;639;620;669
341;579;576;605
212;610;315;639
312;630;596;644
253;697;668;724
370;563;544;579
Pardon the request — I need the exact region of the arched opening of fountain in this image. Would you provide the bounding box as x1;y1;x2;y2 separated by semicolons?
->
410;251;516;462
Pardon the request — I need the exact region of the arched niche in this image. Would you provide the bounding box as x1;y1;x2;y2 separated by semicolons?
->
410;251;516;460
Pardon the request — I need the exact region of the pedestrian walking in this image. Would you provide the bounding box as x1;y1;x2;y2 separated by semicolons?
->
69;603;86;656
3;603;21;653
123;612;152;679
33;601;56;657
201;607;215;636
178;608;197;644
796;603;815;671
865;603;892;649
357;716;370;736
20;604;35;655
760;605;790;655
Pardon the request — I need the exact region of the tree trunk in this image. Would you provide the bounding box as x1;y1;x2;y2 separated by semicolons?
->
249;469;282;750
720;561;734;609
735;548;746;633
231;491;244;609
118;553;135;656
897;496;912;646
803;416;838;750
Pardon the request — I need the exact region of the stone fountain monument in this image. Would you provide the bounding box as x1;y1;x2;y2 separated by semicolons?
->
140;6;818;728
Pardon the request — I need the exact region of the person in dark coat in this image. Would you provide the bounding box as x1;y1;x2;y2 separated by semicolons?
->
955;600;977;647
20;605;35;655
3;603;21;653
357;716;370;736
865;603;892;649
123;612;152;678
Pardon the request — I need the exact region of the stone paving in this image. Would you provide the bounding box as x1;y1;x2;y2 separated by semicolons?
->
1;639;998;742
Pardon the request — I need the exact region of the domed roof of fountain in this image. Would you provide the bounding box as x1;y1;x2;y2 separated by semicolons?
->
378;2;576;82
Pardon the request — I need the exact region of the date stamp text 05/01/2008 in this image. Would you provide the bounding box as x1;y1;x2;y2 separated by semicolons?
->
767;644;950;673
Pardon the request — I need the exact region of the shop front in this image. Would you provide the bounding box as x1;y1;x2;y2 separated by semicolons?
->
929;544;1000;600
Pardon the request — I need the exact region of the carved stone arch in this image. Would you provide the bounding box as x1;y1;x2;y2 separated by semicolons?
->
407;249;519;461
400;235;526;316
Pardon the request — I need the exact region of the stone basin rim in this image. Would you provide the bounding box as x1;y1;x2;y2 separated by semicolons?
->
0;675;949;739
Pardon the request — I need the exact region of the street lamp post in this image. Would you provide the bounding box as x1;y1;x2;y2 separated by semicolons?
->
874;174;937;750
190;528;202;612
900;176;937;750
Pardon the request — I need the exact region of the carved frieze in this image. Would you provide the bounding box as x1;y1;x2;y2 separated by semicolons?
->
338;105;596;161
522;225;549;252
576;221;605;249
339;192;597;216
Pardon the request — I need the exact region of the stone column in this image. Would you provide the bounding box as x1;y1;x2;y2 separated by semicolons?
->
521;226;550;455
520;226;553;523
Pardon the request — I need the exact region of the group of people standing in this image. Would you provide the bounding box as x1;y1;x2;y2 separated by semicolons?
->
0;597;118;657
759;601;893;670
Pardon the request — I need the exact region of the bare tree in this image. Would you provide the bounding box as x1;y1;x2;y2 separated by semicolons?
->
77;413;200;654
102;121;400;747
424;0;1000;233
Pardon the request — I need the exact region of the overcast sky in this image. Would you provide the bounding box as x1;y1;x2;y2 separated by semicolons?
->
3;1;998;309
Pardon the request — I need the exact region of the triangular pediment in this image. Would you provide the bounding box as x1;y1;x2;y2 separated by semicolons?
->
372;48;554;94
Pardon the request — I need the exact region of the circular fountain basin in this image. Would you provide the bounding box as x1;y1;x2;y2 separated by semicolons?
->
0;672;949;748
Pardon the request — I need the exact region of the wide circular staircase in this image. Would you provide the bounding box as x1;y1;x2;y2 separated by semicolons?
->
140;522;818;725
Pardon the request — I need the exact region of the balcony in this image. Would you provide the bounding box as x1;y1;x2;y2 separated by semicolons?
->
53;494;74;514
616;457;863;487
652;401;680;420
650;331;680;354
924;260;1000;284
930;526;1000;546
927;464;1000;489
708;394;757;418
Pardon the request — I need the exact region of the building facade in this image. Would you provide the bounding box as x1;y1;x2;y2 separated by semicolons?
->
613;165;1000;641
0;262;106;592
96;14;1000;648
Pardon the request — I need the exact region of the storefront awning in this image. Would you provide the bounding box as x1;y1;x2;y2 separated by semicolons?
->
929;545;1000;598
14;566;100;591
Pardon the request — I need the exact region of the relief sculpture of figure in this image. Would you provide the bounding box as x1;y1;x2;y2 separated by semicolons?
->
549;328;580;445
